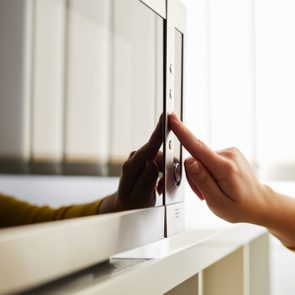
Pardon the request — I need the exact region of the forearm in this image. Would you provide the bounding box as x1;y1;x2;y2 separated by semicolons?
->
0;194;102;227
259;186;295;249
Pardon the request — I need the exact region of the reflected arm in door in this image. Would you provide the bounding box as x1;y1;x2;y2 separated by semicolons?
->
0;116;163;227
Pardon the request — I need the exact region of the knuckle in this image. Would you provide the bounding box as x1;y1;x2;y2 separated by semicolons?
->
218;147;241;160
223;160;238;175
216;149;226;156
227;147;240;159
229;147;239;152
128;151;136;158
217;147;241;160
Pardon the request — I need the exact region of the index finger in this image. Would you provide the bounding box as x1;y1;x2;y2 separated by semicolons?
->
121;114;163;178
169;113;224;173
132;114;163;166
118;116;163;197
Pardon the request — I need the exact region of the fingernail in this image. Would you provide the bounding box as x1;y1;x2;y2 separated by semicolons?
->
188;160;200;175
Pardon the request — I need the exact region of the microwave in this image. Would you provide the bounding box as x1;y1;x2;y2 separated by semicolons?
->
0;0;186;292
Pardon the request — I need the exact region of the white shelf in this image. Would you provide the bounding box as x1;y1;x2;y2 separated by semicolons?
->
23;224;268;295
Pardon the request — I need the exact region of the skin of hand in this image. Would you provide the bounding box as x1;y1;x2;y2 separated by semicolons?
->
169;113;295;248
99;116;163;213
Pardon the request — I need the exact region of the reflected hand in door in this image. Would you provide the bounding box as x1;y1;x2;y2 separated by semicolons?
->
99;115;164;213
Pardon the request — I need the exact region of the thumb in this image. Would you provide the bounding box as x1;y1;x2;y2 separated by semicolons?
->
185;158;230;209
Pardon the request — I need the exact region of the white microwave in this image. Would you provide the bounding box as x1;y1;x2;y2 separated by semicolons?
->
0;0;186;293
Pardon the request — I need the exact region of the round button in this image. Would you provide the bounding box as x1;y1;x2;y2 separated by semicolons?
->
173;161;182;186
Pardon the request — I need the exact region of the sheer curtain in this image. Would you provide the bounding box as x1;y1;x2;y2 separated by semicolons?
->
183;4;295;293
256;0;295;180
183;0;295;181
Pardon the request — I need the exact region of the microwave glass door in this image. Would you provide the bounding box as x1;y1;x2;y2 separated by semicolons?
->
0;0;165;210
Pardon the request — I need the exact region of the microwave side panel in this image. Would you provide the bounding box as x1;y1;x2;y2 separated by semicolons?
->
164;0;186;237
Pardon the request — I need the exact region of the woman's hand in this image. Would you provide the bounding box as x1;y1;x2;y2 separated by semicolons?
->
169;113;295;248
169;113;269;225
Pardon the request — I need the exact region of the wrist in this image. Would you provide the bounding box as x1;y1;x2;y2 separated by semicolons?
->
253;184;275;227
112;193;129;212
98;192;122;214
258;184;284;230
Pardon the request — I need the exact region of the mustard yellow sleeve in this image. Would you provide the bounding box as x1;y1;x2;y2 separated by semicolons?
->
0;193;103;228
